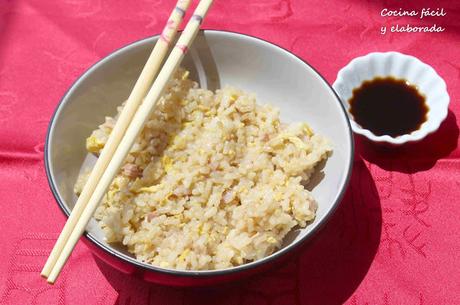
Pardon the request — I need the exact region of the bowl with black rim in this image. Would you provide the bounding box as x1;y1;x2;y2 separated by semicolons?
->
45;30;353;286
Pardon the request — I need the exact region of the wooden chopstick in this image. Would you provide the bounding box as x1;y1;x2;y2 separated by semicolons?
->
45;0;214;284
41;0;192;280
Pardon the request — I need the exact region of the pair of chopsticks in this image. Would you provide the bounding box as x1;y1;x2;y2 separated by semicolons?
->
41;0;214;284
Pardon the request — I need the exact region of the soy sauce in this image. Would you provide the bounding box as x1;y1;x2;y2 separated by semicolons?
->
349;77;428;137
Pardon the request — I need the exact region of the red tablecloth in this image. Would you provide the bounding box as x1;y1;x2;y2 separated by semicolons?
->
1;0;459;304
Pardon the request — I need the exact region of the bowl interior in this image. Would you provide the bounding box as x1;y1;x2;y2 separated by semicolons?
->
47;30;353;274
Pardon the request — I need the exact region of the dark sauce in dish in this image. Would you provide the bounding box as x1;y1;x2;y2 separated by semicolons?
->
349;77;428;137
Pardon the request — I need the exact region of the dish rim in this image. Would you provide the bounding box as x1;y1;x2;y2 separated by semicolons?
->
44;29;354;277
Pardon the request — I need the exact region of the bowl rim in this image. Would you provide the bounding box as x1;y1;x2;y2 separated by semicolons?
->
333;51;450;145
44;29;354;277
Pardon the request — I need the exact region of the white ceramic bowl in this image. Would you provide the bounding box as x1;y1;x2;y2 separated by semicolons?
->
333;52;450;145
45;30;353;285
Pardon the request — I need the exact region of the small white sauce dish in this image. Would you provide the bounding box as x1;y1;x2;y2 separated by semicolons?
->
333;52;450;145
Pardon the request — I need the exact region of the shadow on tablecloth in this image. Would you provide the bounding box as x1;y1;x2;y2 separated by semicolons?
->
357;110;459;173
93;159;381;305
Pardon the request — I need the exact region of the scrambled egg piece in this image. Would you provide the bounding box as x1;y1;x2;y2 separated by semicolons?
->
86;135;104;153
301;123;313;136
197;223;204;235
178;249;190;261
136;184;161;193
269;133;309;150
181;70;189;80
161;155;173;172
274;192;283;201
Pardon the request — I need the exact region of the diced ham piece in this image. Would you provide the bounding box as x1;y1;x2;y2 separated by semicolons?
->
122;163;141;178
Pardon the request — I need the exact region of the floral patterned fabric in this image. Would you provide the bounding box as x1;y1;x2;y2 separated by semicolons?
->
0;0;459;304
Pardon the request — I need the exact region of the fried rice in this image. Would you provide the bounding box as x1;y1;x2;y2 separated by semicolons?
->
74;69;331;270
